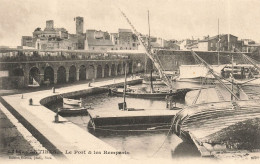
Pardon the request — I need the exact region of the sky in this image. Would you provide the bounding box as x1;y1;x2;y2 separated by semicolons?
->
1;0;260;46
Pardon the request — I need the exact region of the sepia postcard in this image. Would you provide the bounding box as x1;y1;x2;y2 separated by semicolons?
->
0;0;260;163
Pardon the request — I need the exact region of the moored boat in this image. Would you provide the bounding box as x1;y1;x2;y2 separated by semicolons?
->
63;98;81;106
110;87;192;100
58;107;88;116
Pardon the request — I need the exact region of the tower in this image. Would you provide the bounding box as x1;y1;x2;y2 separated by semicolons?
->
46;20;54;29
75;17;84;35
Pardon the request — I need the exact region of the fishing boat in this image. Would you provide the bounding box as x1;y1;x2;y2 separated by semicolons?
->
110;87;191;100
171;50;260;158
88;10;186;134
63;98;81;106
58;107;88;116
142;78;166;85
59;98;92;116
109;10;195;101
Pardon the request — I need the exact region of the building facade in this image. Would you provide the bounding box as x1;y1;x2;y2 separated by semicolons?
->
21;17;85;50
197;34;240;52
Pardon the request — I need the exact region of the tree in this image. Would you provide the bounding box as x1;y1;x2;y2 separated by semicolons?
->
34;27;41;32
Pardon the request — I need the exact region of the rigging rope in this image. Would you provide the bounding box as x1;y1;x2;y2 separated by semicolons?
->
118;8;173;89
192;72;211;105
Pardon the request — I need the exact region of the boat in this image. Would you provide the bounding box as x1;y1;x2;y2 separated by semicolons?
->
58;107;88;116
142;78;166;85
110;87;192;100
63;98;81;106
28;78;40;87
88;109;180;134
171;50;260;158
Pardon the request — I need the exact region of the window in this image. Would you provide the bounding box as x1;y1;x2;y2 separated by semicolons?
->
133;43;136;47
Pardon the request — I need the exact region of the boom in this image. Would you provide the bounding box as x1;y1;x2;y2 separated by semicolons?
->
190;50;240;100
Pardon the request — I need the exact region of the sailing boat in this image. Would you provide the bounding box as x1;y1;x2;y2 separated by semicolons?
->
110;10;193;100
171;50;260;158
28;77;40;87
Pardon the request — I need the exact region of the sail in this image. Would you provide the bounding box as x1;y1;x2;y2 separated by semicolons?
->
33;78;40;86
28;77;40;87
119;9;173;89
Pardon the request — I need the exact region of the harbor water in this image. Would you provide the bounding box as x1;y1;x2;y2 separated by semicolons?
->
47;82;210;159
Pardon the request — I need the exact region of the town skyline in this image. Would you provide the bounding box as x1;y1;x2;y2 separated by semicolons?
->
1;0;260;47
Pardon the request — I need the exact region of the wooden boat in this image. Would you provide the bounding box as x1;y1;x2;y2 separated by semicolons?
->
171;50;260;158
171;99;260;158
110;87;192;100
63;98;81;106
142;79;166;85
88;109;180;133
58;107;88;116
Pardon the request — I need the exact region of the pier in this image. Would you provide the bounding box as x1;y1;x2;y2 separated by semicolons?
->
0;76;142;161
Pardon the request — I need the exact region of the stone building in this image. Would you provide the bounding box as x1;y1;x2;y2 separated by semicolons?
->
85;30;114;51
21;36;33;47
197;34;240;52
110;29;139;50
21;17;85;50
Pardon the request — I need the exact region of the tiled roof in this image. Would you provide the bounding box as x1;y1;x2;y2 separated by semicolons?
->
87;38;114;46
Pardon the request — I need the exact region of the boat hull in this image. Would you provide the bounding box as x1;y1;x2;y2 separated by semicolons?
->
63;98;81;106
58;108;88;116
172;99;260;157
110;88;192;100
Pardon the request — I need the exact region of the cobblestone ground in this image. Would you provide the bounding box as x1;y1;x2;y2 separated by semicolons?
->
0;108;36;159
0;102;54;160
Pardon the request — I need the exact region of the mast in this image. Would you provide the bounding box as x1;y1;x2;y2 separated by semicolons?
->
190;50;239;100
150;69;154;93
118;8;173;89
217;18;220;65
148;10;151;53
231;54;234;100
123;63;127;110
148;10;154;93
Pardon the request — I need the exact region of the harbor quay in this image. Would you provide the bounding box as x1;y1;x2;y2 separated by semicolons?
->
0;76;142;161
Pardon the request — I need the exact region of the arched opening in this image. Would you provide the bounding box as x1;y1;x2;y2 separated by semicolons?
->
69;65;77;82
29;67;40;85
111;64;116;76
57;66;66;84
117;64;122;75
12;68;24;76
87;65;95;80
128;62;133;74
97;65;103;78
104;64;109;77
44;66;54;84
79;65;86;81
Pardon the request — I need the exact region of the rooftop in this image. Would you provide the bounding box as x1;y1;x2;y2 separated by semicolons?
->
118;29;132;33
